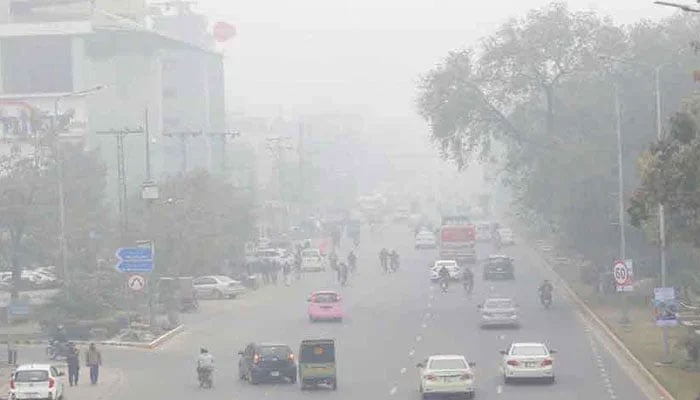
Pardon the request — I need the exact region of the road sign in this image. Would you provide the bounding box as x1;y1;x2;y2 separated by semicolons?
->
653;287;679;327
115;246;153;273
127;275;146;291
613;259;634;292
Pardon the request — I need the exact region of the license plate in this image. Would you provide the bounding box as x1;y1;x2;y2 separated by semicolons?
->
525;362;536;368
270;371;280;377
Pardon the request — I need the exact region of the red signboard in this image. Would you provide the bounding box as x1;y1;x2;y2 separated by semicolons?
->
440;226;475;242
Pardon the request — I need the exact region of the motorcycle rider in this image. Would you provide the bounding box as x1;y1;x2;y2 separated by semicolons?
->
379;248;389;273
538;279;554;304
197;348;214;386
389;250;400;272
347;250;357;273
462;267;474;293
439;265;451;290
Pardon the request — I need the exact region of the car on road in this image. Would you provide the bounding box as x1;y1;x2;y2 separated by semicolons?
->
430;260;461;281
192;275;246;299
501;342;556;384
475;222;492;242
307;291;344;322
254;248;286;264
478;298;520;328
415;229;437;249
238;343;297;385
417;355;476;399
300;249;326;272
483;255;515;280
495;228;515;246
9;363;65;400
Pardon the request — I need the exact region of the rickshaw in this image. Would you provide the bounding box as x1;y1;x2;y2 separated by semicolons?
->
298;339;337;390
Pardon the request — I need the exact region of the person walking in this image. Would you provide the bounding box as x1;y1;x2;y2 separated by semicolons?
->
66;343;80;386
85;343;102;385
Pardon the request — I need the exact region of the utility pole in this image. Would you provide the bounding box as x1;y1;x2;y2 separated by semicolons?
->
266;136;294;200
96;127;144;242
206;130;240;173
163;130;202;174
297;122;305;215
614;81;631;326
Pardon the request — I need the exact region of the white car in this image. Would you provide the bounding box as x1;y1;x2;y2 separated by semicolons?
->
496;228;515;246
479;298;520;328
417;355;475;399
415;230;437;249
10;364;66;400
430;260;461;281
300;249;326;272
475;222;491;242
193;275;247;299
501;342;556;384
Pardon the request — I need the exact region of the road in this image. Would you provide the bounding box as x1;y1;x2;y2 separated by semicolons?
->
61;222;649;400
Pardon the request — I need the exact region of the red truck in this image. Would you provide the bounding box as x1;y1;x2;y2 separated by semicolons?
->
439;216;476;264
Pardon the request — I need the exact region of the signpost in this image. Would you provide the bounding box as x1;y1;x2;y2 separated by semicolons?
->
613;259;634;292
115;247;154;273
127;275;146;291
653;287;679;327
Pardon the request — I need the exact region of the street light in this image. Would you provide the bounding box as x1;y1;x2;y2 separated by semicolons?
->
54;85;105;296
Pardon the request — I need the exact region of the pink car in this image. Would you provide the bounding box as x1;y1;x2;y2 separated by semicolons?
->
308;291;344;322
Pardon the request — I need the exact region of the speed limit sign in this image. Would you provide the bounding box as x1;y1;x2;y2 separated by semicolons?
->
613;259;633;292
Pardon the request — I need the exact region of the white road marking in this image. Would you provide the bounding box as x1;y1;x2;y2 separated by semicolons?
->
416;335;422;342
389;386;398;395
409;349;415;357
497;385;503;394
499;334;506;340
400;367;407;374
421;323;427;329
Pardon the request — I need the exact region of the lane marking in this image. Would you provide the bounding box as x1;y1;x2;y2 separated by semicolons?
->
389;386;398;396
497;385;503;394
499;334;506;340
400;367;407;374
416;335;422;342
409;349;415;357
421;323;427;329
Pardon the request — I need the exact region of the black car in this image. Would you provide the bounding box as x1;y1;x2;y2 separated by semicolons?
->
483;255;515;280
238;343;297;385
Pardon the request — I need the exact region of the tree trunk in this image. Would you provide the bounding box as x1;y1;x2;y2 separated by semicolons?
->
545;85;555;137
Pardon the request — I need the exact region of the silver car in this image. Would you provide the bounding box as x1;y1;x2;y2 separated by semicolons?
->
478;298;519;328
193;275;247;299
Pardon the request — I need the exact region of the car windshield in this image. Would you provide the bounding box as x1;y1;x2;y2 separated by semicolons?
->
302;250;320;258
300;343;335;363
14;370;48;382
511;346;548;356
429;358;466;370
313;293;338;303
215;276;232;283
260;346;291;358
436;262;456;268
488;258;511;266
485;299;514;309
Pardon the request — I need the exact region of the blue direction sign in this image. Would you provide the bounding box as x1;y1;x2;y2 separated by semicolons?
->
115;247;153;273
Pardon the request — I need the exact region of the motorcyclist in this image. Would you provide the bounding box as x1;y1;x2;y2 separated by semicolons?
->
389;250;399;272
379;248;389;273
439;265;451;289
347;251;357;273
538;279;554;303
197;348;214;386
462;267;474;293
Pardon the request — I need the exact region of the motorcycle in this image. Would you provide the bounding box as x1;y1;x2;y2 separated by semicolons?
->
47;340;72;360
463;278;474;295
198;368;213;389
540;290;552;309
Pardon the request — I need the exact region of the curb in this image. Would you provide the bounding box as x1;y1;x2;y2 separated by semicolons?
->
522;231;676;400
97;324;185;349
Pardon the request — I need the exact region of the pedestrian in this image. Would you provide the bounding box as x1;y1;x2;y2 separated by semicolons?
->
283;260;292;286
85;343;102;385
271;260;279;285
66;343;79;386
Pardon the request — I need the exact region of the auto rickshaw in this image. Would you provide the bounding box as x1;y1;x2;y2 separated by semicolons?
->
298;339;337;390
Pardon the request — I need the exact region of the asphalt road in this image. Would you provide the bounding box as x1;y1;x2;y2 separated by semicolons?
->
76;222;649;400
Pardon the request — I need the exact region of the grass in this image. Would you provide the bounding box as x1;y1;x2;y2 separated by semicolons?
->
551;260;700;399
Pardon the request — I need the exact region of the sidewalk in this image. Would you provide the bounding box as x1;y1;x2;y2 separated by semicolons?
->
62;367;124;400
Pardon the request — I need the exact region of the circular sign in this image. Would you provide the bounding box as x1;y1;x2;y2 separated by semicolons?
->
613;261;628;285
127;274;146;291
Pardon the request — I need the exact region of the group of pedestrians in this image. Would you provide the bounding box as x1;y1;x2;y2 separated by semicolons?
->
378;248;400;273
65;342;103;386
332;250;357;286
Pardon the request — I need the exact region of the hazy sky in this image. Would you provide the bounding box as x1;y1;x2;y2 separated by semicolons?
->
196;0;675;119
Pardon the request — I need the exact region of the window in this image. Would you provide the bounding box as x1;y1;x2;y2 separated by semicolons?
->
259;346;291;358
300;343;334;363
194;277;215;285
511;345;548;356
312;293;338;303
429;359;466;370
2;36;73;93
485;299;514;309
14;370;48;382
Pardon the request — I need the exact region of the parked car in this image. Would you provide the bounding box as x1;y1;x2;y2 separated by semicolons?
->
495;228;515;246
193;275;246;299
300;249;326;272
415;229;437;249
238;343;297;385
9;364;66;400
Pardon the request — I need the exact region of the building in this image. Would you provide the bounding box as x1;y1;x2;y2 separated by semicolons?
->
0;0;227;210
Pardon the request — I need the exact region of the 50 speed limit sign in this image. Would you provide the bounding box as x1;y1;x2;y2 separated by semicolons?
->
613;259;634;292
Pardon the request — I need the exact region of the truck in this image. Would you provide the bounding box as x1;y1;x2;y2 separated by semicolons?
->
439;215;476;264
